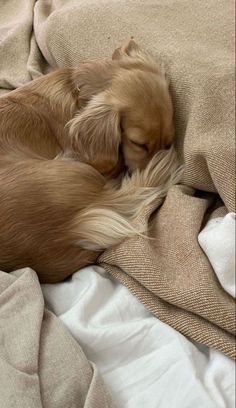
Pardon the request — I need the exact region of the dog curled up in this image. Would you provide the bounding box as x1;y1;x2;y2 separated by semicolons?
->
0;39;181;283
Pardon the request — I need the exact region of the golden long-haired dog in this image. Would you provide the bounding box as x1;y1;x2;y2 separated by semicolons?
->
0;39;180;283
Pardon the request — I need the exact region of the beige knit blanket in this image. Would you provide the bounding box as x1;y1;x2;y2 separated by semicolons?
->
0;0;235;383
0;268;115;407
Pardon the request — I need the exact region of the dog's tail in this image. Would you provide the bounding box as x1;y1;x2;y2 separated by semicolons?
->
73;146;182;251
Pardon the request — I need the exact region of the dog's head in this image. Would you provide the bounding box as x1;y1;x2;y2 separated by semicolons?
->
68;39;174;175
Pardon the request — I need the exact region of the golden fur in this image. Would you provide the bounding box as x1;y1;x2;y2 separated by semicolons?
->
0;39;179;283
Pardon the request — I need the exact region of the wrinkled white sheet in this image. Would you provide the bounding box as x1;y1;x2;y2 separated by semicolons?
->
198;212;235;298
42;214;235;408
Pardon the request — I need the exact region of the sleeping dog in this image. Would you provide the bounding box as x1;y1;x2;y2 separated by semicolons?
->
0;39;179;282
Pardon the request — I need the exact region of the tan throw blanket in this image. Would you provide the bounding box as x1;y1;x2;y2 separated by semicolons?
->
0;0;235;361
0;269;115;408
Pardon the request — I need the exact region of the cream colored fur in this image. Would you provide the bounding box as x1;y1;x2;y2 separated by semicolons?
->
0;39;180;282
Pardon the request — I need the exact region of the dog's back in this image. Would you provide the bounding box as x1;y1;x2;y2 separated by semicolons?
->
0;159;105;282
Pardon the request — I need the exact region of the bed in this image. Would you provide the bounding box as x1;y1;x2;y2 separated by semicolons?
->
0;1;235;407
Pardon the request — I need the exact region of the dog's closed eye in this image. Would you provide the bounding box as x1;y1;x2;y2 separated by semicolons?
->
129;140;149;152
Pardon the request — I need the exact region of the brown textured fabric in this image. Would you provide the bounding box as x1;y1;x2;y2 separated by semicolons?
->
0;0;235;359
0;268;115;408
100;188;236;359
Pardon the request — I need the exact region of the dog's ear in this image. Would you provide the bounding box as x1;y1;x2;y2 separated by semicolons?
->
112;38;140;60
68;92;121;174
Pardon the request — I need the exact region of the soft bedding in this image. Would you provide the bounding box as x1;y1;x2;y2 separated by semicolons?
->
1;0;235;356
0;0;235;406
42;266;235;408
42;213;235;408
0;268;115;408
198;213;236;299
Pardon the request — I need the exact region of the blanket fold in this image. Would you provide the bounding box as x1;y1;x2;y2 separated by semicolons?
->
0;268;115;408
100;186;236;358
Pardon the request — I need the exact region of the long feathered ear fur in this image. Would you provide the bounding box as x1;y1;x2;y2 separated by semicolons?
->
67;91;121;174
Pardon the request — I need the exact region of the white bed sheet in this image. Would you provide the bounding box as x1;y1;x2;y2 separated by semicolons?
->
42;213;235;408
198;212;235;298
